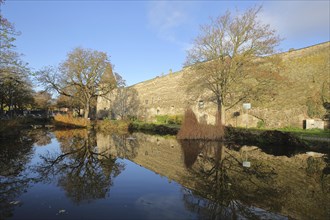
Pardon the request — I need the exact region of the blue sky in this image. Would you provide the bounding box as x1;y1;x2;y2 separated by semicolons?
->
2;0;329;87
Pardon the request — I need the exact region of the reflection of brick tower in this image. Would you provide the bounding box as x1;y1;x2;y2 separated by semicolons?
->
97;63;116;119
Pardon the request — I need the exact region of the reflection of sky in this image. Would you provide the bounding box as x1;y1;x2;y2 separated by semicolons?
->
135;194;195;220
5;131;327;219
7;135;200;220
106;159;198;220
29;138;61;166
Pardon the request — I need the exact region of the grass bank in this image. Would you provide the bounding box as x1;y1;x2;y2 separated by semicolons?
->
236;127;330;139
53;114;90;128
128;121;179;135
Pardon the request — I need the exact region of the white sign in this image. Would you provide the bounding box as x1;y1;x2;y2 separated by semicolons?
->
243;103;251;110
242;161;251;167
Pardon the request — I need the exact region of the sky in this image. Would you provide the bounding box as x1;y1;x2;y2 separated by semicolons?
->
1;0;329;88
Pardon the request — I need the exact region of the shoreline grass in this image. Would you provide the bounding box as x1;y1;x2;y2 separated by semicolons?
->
53;114;90;128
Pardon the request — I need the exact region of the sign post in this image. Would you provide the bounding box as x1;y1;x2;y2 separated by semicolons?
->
243;103;251;128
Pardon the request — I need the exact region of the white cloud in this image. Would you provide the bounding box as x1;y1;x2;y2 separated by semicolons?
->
147;2;189;46
148;2;187;32
261;1;330;39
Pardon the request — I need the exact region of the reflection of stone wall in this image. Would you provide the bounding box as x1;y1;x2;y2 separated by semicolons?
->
97;132;191;185
194;148;329;220
96;132;330;219
97;42;330;128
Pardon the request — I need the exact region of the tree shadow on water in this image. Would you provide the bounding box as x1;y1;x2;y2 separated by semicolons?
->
34;129;125;204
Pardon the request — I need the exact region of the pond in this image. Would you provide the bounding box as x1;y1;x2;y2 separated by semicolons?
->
0;129;329;219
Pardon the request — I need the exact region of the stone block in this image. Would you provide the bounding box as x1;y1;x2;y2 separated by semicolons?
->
304;119;324;129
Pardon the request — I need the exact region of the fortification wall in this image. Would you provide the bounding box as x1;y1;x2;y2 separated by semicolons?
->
97;42;330;128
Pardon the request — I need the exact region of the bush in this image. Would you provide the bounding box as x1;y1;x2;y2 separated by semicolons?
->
167;115;183;124
128;121;179;135
177;109;224;140
257;120;266;129
155;114;183;125
155;115;168;124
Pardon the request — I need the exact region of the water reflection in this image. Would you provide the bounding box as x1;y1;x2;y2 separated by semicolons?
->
0;130;49;219
96;132;329;219
97;132;140;160
180;140;285;219
1;130;329;219
179;140;330;219
35;129;125;204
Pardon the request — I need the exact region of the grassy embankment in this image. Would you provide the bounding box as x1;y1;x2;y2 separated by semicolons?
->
129;111;329;152
128;113;329;140
51;115;130;134
52;114;177;134
53;114;90;128
1;112;328;149
128;114;182;135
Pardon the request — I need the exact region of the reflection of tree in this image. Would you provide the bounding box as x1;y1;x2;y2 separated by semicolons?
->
180;140;285;219
29;129;53;146
0;175;31;219
0;134;35;219
36;129;124;204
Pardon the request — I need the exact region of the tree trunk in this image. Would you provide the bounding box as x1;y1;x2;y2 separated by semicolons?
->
84;101;90;119
0;102;3;115
216;98;226;125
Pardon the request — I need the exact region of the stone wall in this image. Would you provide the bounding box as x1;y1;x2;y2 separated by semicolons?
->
97;42;330;128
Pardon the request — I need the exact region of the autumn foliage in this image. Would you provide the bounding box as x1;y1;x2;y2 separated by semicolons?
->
177;109;224;140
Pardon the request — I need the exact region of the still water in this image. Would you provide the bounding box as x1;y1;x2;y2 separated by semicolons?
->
0;129;329;220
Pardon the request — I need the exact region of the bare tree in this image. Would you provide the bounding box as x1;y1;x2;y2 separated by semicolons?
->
111;87;140;120
185;6;283;123
33;91;52;110
36;48;118;118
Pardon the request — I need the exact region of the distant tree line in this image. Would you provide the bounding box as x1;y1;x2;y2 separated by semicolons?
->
0;2;34;116
1;1;123;119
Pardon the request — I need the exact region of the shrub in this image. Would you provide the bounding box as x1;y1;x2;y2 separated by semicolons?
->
167;115;183;124
128;121;179;135
177;109;224;140
155;114;183;125
155;115;169;124
257;120;266;129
